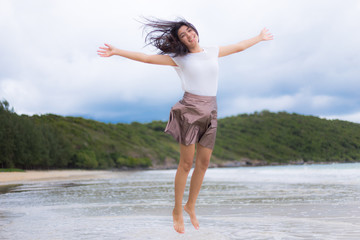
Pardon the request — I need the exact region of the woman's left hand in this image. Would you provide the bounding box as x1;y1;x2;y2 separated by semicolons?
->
260;28;274;41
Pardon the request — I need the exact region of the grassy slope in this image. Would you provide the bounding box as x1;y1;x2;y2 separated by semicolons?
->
40;111;360;166
2;107;360;169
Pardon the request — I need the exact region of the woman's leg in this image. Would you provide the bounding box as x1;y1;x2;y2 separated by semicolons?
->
185;143;212;230
173;143;195;234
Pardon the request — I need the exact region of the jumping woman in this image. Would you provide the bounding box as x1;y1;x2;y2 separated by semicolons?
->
97;17;273;234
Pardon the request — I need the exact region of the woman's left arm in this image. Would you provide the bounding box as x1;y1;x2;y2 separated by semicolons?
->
219;28;273;57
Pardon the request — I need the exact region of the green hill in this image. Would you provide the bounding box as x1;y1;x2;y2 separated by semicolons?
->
1;100;359;170
214;110;360;165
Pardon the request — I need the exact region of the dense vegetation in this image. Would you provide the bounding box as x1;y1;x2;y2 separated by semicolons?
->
1;100;360;169
215;111;360;164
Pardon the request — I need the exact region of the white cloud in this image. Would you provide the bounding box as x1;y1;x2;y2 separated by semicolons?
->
220;89;341;117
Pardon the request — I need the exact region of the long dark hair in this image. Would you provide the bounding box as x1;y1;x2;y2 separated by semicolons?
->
141;17;199;57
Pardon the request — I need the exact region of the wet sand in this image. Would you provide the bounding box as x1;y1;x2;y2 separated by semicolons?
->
0;170;123;185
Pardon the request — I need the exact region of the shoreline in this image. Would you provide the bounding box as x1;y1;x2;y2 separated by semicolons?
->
0;170;127;185
1;161;356;186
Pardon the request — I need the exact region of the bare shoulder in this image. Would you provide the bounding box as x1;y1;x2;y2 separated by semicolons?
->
218;44;239;58
146;54;177;66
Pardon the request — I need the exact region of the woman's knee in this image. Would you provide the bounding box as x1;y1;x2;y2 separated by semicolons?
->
196;157;210;171
179;158;193;172
179;143;195;172
196;143;212;171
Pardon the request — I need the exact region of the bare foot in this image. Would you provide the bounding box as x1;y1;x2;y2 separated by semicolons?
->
172;208;185;234
184;204;199;230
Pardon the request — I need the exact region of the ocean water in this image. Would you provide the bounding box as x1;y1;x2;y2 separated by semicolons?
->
1;163;359;240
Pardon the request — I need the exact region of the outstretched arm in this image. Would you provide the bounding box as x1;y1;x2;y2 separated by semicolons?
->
97;43;177;66
219;28;273;57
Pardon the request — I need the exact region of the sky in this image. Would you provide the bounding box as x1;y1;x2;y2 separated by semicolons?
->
1;0;360;124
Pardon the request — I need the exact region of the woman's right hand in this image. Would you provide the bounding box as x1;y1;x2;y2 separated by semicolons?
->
97;43;115;57
259;28;273;41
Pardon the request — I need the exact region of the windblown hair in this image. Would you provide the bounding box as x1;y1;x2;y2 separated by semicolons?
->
141;17;199;57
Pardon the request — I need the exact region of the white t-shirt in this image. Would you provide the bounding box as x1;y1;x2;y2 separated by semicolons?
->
171;46;219;96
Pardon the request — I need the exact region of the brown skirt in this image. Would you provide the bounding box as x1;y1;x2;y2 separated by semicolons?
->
164;92;218;149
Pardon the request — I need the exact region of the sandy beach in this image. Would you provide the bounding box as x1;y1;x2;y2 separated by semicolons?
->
0;170;124;185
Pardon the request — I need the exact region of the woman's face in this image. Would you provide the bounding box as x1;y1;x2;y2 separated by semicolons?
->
177;25;199;49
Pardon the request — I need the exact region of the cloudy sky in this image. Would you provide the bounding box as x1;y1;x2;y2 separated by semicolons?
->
1;0;360;123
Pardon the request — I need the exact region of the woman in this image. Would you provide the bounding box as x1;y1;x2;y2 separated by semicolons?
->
98;18;273;234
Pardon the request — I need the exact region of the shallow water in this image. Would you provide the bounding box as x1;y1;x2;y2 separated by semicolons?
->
1;163;360;240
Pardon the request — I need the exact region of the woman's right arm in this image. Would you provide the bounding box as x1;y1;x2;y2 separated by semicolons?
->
97;43;177;66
